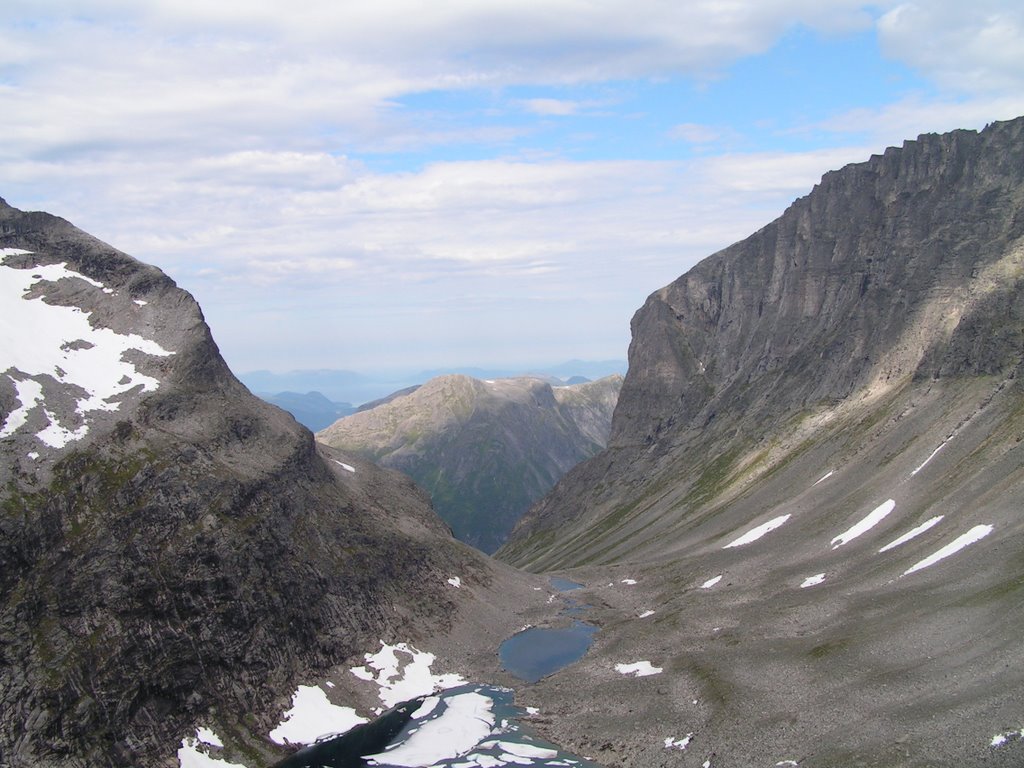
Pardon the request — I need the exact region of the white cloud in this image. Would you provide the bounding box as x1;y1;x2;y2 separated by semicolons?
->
3;1;1023;373
878;2;1024;94
667;123;721;144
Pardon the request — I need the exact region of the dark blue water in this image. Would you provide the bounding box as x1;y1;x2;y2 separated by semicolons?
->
499;620;598;683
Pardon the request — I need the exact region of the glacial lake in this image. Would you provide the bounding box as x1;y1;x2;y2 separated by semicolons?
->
499;576;597;683
499;621;598;683
272;684;600;767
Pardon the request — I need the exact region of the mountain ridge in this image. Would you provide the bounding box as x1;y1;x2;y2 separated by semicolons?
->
0;199;538;767
317;373;622;552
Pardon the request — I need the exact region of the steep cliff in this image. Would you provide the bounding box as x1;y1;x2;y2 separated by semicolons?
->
488;117;1024;768
317;374;621;553
0;199;508;767
502;116;1024;569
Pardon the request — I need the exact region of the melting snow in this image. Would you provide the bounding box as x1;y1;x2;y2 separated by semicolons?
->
177;728;246;768
638;610;655;618
701;575;723;589
1;261;174;447
0;378;44;438
911;441;948;477
367;691;495;766
333;459;356;472
195;728;223;747
878;516;944;553
620;578;637;585
352;642;467;708
831;499;895;549
448;576;462;588
615;661;662;677
902;525;994;576
813;470;834;486
723;514;791;548
664;734;692;750
269;685;367;745
800;573;826;588
991;727;1024;747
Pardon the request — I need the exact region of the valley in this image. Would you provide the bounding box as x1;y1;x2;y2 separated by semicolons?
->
3;117;1024;768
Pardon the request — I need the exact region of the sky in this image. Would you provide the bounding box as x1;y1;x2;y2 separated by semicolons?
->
2;2;1024;376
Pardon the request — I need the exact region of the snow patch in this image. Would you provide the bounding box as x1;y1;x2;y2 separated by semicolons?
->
0;378;44;438
366;691;494;766
878;516;943;553
1;261;174;447
664;734;692;750
902;525;993;576
831;499;895;549
911;441;948;477
195;728;223;747
800;573;826;588
813;470;834;486
333;459;356;472
991;727;1024;747
620;578;637;585
701;575;723;589
178;729;247;768
269;684;367;746
448;576;462;588
638;609;655;618
133;299;148;306
353;642;467;708
615;661;662;677
723;514;791;548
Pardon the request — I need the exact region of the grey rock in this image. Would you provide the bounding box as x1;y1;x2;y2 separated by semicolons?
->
0;199;508;767
317;373;622;553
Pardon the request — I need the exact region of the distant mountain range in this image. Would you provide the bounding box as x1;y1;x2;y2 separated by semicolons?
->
317;374;623;553
239;361;627;406
260;390;357;431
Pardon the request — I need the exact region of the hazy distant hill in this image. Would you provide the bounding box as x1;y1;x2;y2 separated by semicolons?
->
259;390;356;431
239;361;626;406
317;374;622;552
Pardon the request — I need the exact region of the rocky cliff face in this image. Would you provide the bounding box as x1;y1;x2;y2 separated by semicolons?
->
0;200;507;767
490;118;1024;767
502;116;1024;569
316;374;622;553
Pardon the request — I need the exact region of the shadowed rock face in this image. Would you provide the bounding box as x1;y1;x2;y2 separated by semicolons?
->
0;199;495;767
317;374;622;553
492;118;1024;767
502;116;1024;569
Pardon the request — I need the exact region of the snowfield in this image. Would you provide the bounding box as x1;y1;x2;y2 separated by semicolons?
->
1;259;173;449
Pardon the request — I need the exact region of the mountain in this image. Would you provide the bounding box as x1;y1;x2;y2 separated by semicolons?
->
239;361;627;407
316;374;623;553
259;390;356;431
496;118;1024;765
0;199;538;767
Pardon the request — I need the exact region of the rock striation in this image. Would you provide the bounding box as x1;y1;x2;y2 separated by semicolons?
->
502;116;1024;568
493;118;1024;767
0;199;502;767
316;374;622;553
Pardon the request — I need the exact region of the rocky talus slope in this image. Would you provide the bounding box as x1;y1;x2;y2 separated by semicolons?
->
494;117;1024;766
317;374;622;553
0;199;537;767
